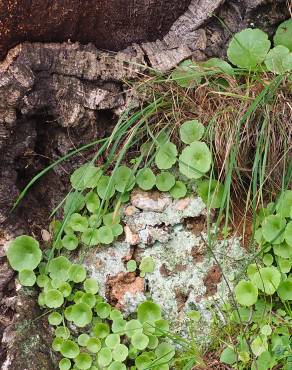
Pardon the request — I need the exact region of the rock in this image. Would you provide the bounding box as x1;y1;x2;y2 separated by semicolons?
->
130;190;172;212
124;225;140;245
84;192;247;341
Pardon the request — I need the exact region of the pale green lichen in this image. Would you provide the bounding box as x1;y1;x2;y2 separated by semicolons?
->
84;193;247;341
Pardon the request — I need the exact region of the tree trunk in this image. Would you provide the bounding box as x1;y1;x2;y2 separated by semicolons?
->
0;1;290;369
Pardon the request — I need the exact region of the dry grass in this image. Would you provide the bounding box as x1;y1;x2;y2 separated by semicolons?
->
135;73;292;221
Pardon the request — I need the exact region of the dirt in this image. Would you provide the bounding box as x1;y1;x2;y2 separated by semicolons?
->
184;215;207;235
203;265;222;297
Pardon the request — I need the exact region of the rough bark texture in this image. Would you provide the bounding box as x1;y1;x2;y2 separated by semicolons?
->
0;0;290;369
0;0;191;60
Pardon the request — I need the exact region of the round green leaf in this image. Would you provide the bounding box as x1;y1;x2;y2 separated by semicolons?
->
171;59;202;88
70;164;102;190
108;362;126;370
68;264;87;283
274;19;292;51
227;28;270;69
74;353;92;370
59;358;71;370
262;253;273;266
85;191;100;213
18;269;36;286
48;312;63;326
125;319;143;337
180;120;205;144
285;221;292;247
95;302;111;318
110;309;123;321
77;333;90;346
70;303;92;327
264;45;292;74
97;348;112;367
135;353;152;370
96;176;115;200
155;342;175;363
103;212;121;226
86;337;101;353
277;256;292;273
114;166;135;193
36;274;50;288
155;141;177;170
112;344;128;362
202;58;234;75
156;172;175;192
126;260;137;272
83;278;99;294
273;242;292;259
93;322;110;338
154;319;169;336
137;301;161;323
140;257;155;273
55;326;70;339
136;168;156;191
262;214;286;244
111;318;127;334
105;333;120;349
234;280;258;306
88;213;102;228
147;334;159;349
7;235;42;272
45;289;64;308
252;266;281;295
52;337;63;351
48;256;71;281
169;181;187;199
81;292;96;308
62;234;78;251
277;279;292;300
131;333;149;350
60;340;80;359
179;141;211;179
220;347;237;365
69;213;88;232
97;226;114;244
81;228;99;246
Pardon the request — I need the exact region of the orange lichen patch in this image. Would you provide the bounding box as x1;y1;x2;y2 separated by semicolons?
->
203;264;222;297
105;272;144;309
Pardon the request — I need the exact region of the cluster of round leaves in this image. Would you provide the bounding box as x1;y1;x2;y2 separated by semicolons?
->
234;190;292;307
6;234;175;370
58;121;222;255
221;190;292;369
51;296;174;370
171;19;292;88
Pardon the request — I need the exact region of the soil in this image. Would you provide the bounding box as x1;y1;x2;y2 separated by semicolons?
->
203;265;222;297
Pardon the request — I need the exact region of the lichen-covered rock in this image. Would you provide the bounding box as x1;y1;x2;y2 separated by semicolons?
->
84;189;247;341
